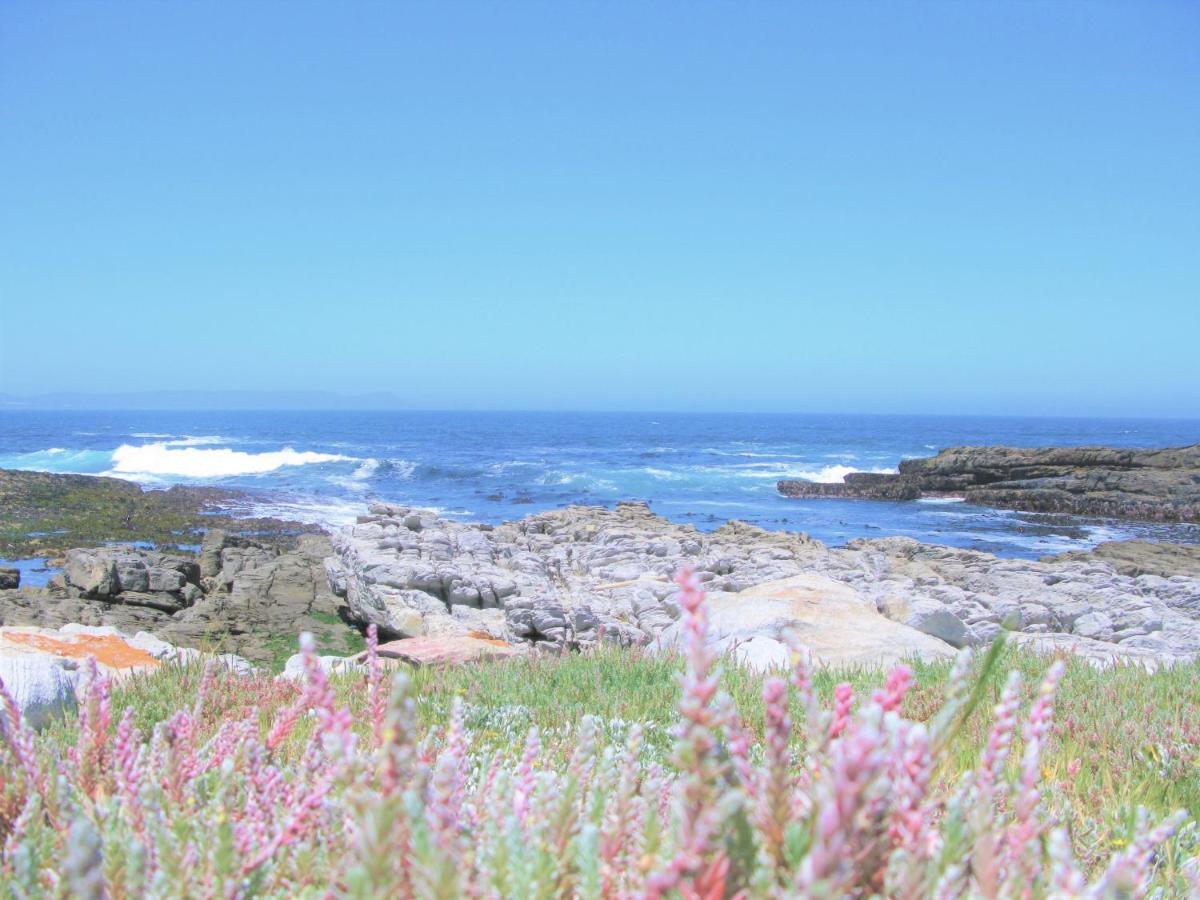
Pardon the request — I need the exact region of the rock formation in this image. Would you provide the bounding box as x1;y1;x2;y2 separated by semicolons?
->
652;574;955;670
0;531;358;666
778;444;1200;522
4;492;1197;679
327;501;1200;669
326;500;824;653
1042;540;1200;579
793;536;1199;668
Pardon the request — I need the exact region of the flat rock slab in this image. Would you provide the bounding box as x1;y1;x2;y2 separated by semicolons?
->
656;573;955;671
1043;541;1200;579
358;634;518;668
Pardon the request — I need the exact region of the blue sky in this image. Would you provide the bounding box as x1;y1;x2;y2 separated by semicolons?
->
1;2;1197;415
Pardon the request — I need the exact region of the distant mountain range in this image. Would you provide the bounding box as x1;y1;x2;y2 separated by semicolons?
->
0;391;409;411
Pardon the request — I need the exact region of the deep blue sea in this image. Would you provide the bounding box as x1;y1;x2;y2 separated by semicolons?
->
2;411;1198;561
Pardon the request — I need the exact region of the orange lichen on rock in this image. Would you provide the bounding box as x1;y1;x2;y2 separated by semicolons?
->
3;631;160;671
466;631;512;647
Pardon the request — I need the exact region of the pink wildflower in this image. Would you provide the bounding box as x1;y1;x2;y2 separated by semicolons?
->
512;725;541;824
365;624;388;747
644;568;732;900
873;664;914;713
829;682;854;740
757;677;793;870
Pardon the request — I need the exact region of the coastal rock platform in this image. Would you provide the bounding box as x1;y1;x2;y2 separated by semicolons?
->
778;444;1200;522
327;501;1200;668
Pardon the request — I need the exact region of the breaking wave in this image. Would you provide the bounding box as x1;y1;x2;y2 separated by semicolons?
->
107;442;356;479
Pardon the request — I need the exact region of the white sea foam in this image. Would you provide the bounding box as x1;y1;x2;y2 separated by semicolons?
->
487;459;540;474
326;458;382;491
386;459;417;479
535;470;618;491
106;442;355;479
130;432;173;438
164;435;231;447
735;464;896;483
916;497;966;504
46;448;67;454
641;467;684;480
228;496;367;528
351;459;379;479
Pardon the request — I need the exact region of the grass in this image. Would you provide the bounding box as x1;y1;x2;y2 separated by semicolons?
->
37;641;1199;882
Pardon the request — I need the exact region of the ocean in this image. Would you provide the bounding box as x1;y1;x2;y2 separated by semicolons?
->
1;410;1198;559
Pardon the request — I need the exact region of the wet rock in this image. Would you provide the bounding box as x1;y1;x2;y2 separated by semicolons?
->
1044;541;1200;579
779;444;1200;522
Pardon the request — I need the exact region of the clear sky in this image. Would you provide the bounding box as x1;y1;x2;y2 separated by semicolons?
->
1;2;1197;416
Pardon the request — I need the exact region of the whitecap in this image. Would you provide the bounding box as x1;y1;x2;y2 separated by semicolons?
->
351;459;379;480
237;496;470;528
916;497;966;504
641;467;684;481
326;458;382;491
224;496;366;528
386;459;417;479
105;442;356;479
164;435;231;447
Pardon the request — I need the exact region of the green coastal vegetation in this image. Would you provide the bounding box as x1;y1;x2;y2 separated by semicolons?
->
0;469;318;560
12;633;1198;895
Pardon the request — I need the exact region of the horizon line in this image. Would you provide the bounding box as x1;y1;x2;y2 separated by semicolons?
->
1;403;1198;423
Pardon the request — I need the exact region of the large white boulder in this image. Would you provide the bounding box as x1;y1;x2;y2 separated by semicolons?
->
655;573;955;672
281;653;366;681
0;651;78;729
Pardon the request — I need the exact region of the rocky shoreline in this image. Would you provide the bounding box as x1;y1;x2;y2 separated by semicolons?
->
326;500;1200;670
0;470;362;667
1;468;1198;702
778;443;1200;522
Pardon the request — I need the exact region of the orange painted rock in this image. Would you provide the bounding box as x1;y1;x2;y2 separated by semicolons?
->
356;634;518;668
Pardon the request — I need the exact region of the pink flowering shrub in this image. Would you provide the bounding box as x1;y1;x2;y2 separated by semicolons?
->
0;571;1196;896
